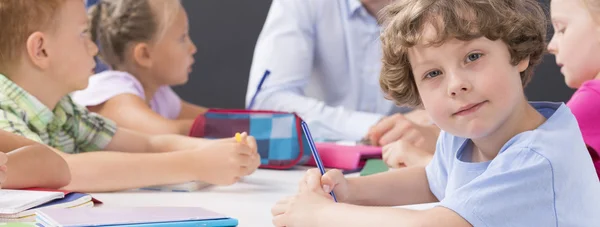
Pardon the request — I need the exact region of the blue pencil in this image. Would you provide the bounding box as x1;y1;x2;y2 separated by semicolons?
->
247;70;271;109
301;121;338;202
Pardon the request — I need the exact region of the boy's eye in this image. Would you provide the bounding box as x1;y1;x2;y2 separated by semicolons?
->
424;70;442;79
466;53;482;63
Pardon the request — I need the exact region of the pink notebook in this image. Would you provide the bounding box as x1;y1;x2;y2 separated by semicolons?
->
305;143;382;170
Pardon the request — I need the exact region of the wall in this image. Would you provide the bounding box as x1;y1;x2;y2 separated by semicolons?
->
176;0;272;109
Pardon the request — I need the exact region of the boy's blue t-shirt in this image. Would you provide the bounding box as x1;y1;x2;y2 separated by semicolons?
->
426;102;600;226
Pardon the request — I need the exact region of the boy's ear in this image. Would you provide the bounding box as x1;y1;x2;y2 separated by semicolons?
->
25;32;51;69
132;43;153;68
517;57;530;73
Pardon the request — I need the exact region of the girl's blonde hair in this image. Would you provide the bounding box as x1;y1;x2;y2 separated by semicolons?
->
583;0;600;24
88;0;181;69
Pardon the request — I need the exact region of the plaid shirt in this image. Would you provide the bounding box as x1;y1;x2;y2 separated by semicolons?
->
0;74;117;153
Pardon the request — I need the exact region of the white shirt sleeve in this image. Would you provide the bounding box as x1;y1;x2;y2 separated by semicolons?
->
246;0;383;140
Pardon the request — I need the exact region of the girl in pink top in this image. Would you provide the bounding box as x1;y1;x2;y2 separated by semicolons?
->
547;0;600;178
72;0;207;136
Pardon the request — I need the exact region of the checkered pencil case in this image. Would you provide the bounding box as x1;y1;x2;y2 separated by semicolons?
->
189;109;311;169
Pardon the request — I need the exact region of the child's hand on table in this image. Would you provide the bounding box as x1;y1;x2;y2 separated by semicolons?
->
190;132;260;185
271;168;342;227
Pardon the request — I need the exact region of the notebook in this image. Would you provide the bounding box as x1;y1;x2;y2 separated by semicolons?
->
26;188;102;204
0;223;37;227
140;181;211;192
304;143;382;170
0;192;94;221
0;190;64;215
360;159;390;176
36;207;238;227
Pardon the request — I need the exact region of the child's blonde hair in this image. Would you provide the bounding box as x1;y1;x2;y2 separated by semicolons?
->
379;0;547;107
89;0;181;69
583;0;600;23
0;0;66;72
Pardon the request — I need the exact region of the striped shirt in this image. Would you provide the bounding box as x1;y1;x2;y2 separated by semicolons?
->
0;74;117;153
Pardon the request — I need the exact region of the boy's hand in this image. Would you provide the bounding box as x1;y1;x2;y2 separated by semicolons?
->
382;139;434;168
319;169;351;203
190;133;261;185
0;152;7;189
271;169;337;227
237;132;261;174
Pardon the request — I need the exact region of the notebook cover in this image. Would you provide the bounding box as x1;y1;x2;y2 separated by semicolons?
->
304;143;382;170
360;159;390;176
91;218;237;227
0;223;36;227
0;201;93;222
36;218;238;227
36;207;237;227
26;188;102;204
0;193;92;219
0;190;64;215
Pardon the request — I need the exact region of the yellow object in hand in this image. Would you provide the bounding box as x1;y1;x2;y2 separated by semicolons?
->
235;132;242;143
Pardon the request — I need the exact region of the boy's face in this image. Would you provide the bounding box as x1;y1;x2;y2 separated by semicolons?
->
147;5;197;86
408;26;528;139
548;0;600;88
46;0;98;93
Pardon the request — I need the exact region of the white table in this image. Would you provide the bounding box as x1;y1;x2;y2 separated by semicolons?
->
92;168;436;227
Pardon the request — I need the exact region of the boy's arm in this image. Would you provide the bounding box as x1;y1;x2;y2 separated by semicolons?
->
177;100;208;120
274;167;468;227
346;166;438;206
59;150;200;192
0;128;44;149
74;129;258;192
3;145;71;189
0;130;71;189
316;204;471;227
88;94;196;135
63;134;258;192
104;127;213;153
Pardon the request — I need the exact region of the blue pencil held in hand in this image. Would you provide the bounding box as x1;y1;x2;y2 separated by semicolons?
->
300;121;338;202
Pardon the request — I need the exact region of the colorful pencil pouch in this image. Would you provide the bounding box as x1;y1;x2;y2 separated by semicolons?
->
189;109;312;169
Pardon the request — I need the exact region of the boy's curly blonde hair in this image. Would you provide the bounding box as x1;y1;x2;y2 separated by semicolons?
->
379;0;547;107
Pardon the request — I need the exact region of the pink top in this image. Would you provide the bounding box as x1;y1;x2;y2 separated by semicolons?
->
567;79;600;178
71;71;182;119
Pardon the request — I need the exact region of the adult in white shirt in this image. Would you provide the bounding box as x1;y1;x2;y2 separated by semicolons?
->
247;0;437;145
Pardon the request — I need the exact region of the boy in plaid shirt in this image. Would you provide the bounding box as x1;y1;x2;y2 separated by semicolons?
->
0;0;260;192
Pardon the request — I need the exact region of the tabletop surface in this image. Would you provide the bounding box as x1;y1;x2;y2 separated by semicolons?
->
92;168;437;227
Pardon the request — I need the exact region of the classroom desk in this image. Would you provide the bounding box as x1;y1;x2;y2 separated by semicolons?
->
92;168;436;227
